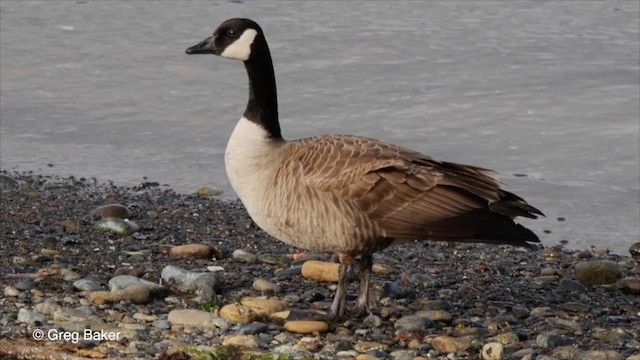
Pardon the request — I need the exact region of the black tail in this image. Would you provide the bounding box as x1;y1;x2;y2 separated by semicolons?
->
426;209;541;249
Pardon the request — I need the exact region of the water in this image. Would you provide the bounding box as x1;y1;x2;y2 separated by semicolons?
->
1;1;638;254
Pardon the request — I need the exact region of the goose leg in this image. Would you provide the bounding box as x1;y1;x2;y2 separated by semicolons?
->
329;254;353;319
356;254;373;316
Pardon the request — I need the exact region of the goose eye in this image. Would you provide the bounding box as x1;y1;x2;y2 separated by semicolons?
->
227;29;236;36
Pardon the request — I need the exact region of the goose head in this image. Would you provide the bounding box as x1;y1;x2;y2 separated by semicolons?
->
185;18;264;61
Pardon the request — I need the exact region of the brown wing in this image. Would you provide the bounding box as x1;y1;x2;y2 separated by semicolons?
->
290;134;542;246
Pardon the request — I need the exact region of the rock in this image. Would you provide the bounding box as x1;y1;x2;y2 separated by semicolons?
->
551;346;585;360
381;282;408;299
511;349;535;358
583;350;623;360
108;275;166;296
257;254;289;266
160;265;221;295
619;278;640;295
60;269;81;281
90;204;130;219
4;286;20;297
558;279;587;293
363;314;383;328
222;335;258;349
270;310;291;320
337;350;359;358
167;309;226;329
301;260;340;283
132;313;157;322
252;278;280;293
629;242;640;259
237;322;268;335
296;337;322;352
272;344;313;359
219;303;258;323
90;285;150;305
14;279;34;291
487;332;519;345
560;302;591;313
372;264;391;275
168;244;213;259
17;309;48;325
574;261;623;285
530;307;554;317
34;299;61;315
536;331;569;348
152;319;171;330
481;342;504;360
283;320;329;334
394;315;435;334
415;310;453;322
196;186;223;196
545;317;582;332
95;217;139;235
431;336;473;353
232;249;257;263
0;174;19;191
113;267;144;277
353;341;389;353
627;355;640;360
219;297;286;323
240;297;287;316
73;278;103;292
592;327;630;343
389;350;416;360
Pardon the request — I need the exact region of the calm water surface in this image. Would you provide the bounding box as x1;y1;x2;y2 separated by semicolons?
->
1;1;638;254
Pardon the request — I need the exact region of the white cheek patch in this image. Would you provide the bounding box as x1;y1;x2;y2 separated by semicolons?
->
221;29;258;61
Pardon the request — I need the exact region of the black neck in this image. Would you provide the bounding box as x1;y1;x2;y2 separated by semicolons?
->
243;37;281;139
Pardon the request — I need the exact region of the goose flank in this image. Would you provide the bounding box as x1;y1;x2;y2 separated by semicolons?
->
185;18;544;319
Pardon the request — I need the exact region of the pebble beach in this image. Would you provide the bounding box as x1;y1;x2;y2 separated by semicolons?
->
0;170;638;360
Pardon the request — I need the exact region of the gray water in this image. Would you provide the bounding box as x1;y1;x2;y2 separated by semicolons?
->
1;1;638;254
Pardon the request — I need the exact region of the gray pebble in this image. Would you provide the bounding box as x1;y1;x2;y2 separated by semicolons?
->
382;282;408;299
536;331;570;348
152;319;171;330
237;322;268;335
14;279;34;291
559;279;587;294
393;315;435;334
161;265;221;294
17;308;47;325
95;217;139;235
390;349;416;360
232;249;257;263
276;266;302;278
257;254;289;266
363;314;383;328
272;344;313;359
109;275;165;294
73;278;102;292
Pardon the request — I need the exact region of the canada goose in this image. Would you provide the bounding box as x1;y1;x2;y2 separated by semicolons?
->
186;18;544;319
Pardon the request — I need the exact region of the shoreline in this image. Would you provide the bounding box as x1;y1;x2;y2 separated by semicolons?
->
0;170;639;360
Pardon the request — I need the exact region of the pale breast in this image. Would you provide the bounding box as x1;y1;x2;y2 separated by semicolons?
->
225;118;381;254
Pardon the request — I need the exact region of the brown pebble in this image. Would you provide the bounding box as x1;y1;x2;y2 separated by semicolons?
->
284;320;329;334
57;219;79;230
91;204;130;219
170;208;187;217
619;278;640;295
301;260;340;283
169;244;213;259
90;285;150;305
